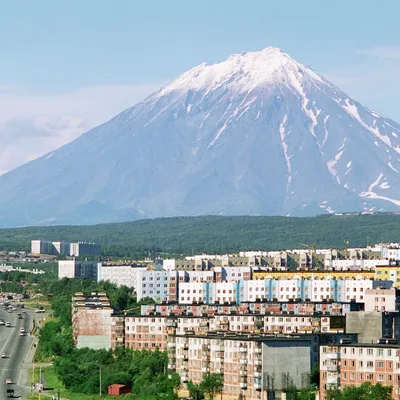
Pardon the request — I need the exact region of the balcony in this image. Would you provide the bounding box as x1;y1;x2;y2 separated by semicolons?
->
239;382;247;389
327;353;340;359
167;363;176;370
254;359;262;366
327;365;338;372
240;358;248;365
254;370;262;377
183;343;189;350
202;366;210;373
254;382;262;390
327;376;339;385
254;346;262;354
181;374;188;382
239;346;248;353
167;342;176;348
239;369;247;376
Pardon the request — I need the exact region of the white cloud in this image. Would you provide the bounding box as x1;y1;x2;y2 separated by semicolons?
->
0;82;163;175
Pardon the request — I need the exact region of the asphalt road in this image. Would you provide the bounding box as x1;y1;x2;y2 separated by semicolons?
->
0;307;33;399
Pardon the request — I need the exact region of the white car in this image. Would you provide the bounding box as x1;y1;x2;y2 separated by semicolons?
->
1;353;6;358
6;379;12;384
5;322;11;327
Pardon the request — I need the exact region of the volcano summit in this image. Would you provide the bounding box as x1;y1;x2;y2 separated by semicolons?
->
1;47;400;226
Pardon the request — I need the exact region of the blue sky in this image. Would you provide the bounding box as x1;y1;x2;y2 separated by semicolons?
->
0;0;399;172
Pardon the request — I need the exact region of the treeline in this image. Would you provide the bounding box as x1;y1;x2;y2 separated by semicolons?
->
1;214;400;258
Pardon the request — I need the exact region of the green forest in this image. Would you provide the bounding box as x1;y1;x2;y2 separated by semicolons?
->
1;213;400;258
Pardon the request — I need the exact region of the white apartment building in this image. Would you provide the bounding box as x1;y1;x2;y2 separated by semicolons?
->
98;264;147;288
214;266;252;281
177;270;214;282
325;259;389;270
135;269;176;301
178;279;392;304
364;288;397;312
31;240;52;255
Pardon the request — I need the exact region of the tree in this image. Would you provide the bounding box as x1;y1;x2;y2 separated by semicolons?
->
200;374;223;400
187;381;205;400
327;382;392;400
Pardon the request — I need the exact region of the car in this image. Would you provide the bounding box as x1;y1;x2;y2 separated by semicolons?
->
5;322;11;327
1;353;6;358
6;379;12;384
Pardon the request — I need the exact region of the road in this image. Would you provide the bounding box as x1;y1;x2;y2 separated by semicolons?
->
0;307;33;399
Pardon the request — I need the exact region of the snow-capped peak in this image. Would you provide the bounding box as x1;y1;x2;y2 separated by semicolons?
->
158;46;325;96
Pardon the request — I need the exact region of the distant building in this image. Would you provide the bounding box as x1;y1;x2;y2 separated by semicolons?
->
31;240;52;255
69;242;101;257
58;260;101;280
31;240;100;257
72;291;113;349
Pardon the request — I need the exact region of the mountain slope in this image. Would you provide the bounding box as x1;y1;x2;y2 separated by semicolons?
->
0;47;400;227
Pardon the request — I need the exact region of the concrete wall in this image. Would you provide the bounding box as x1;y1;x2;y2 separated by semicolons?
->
346;312;385;343
75;308;112;349
77;335;111;350
263;341;311;396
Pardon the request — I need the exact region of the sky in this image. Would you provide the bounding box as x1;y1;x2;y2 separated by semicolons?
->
0;0;399;173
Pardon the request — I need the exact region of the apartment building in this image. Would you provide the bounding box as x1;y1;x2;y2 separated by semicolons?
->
364;287;398;312
320;342;400;400
72;292;112;349
375;265;400;288
98;264;147;288
178;279;392;304
135;269;177;301
140;300;364;318
346;311;400;343
59;260;101;280
253;270;375;281
69;242;101;257
31;239;100;256
170;333;312;400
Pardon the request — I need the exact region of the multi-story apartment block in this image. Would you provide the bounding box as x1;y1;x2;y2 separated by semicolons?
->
98;264;147;288
59;260;101;280
140;300;364;318
110;315;125;350
253;270;375;281
364;287;399;312
135;269;177;301
72;292;112;349
69;242;101;257
31;239;100;257
213;266;252;282
170;334;312;400
320;342;400;400
346;311;400;343
178;279;392;304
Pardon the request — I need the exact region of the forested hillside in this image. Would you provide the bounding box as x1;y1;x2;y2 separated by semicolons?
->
1;214;399;258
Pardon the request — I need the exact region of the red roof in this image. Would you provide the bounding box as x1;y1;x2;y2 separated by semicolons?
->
109;384;126;389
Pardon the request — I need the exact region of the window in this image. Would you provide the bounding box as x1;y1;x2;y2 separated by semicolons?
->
377;361;384;368
367;348;373;355
367;361;374;368
377;374;384;382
